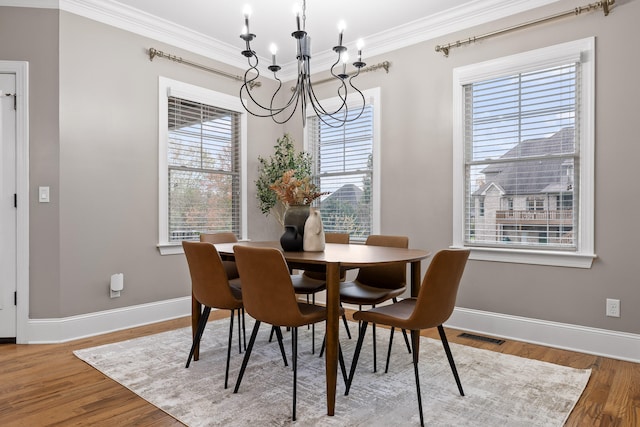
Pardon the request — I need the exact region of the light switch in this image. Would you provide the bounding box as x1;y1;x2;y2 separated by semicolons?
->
39;186;50;203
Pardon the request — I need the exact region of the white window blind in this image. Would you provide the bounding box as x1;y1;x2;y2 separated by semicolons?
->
464;63;579;250
307;105;374;242
167;97;241;242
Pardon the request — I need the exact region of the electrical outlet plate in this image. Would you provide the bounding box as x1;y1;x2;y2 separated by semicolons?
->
606;298;620;317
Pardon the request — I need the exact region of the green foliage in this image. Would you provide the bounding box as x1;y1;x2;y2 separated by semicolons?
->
255;134;313;222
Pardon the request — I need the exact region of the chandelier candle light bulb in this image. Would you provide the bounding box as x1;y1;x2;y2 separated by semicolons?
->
238;0;367;126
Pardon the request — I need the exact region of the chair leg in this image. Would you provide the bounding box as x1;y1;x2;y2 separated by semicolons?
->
340;303;352;340
186;306;211;368
241;308;247;351
411;330;425;427
385;327;395;374
268;325;275;342
372;307;377;373
225;310;235;389
274;326;289;367
338;343;348;385
237;309;242;354
292;327;298;421
233;320;261;393
345;321;368;396
437;325;464;396
311;294;316;354
319;335;325;358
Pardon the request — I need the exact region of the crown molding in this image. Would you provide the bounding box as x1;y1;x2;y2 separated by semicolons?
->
1;0;561;81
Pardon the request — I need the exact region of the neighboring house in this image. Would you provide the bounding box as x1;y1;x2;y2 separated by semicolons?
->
319;183;368;237
472;127;574;246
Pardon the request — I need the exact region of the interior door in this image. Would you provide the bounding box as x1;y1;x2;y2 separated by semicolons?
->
0;73;17;339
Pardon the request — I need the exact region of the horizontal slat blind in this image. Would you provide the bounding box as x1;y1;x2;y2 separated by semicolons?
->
308;106;374;242
168;97;241;242
464;63;579;249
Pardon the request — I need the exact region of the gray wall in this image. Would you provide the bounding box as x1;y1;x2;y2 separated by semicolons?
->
2;1;639;335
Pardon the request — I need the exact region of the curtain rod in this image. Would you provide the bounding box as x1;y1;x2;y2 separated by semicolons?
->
147;47;262;89
435;0;614;57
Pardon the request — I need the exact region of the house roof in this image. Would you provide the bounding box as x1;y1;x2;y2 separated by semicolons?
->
474;127;574;197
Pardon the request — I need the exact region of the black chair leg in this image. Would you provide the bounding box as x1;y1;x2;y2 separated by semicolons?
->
411;330;425;427
340;303;352;340
274;326;289;367
385;326;395;374
233;320;261;393
345;321;368;396
225;310;235;388
186;306;211;368
241;308;247;351
311;295;316;354
372;320;377;373
292;327;298;421
236;309;242;354
319;335;325;358
338;343;348;385
438;325;464;396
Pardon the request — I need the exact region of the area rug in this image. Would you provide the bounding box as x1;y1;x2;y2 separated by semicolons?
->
74;318;591;426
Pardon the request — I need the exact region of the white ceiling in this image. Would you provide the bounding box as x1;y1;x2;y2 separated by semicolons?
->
5;0;560;80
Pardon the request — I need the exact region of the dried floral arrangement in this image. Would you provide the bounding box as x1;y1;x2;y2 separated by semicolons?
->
269;169;328;206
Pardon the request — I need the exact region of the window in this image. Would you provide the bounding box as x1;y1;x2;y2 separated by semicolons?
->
158;78;247;255
305;88;381;243
452;38;595;268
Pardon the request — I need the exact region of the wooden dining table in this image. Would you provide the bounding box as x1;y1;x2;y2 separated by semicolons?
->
191;240;431;417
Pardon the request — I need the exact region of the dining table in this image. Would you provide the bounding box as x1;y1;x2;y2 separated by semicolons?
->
191;240;431;417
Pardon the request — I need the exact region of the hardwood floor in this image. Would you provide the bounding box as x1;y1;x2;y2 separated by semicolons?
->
1;310;638;426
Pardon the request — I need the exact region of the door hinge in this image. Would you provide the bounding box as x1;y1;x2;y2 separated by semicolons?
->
3;93;16;110
14;291;17;306
14;193;17;208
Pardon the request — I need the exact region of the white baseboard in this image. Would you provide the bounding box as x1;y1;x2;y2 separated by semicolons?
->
447;307;640;363
23;297;640;363
25;296;191;344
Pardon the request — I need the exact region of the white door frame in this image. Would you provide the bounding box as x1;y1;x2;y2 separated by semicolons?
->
0;61;29;343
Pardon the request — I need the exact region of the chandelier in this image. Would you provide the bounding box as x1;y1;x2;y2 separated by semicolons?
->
239;0;366;127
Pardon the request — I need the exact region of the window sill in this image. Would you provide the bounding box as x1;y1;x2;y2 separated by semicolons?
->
157;243;184;256
450;245;596;268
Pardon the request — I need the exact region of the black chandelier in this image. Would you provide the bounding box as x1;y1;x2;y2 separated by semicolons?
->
239;0;366;127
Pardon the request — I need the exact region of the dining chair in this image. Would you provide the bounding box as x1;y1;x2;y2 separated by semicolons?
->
290;232;352;353
232;245;347;422
338;234;412;372
344;249;470;427
182;241;244;389
199;232;245;353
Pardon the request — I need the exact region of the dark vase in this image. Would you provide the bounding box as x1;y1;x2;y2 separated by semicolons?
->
280;205;310;251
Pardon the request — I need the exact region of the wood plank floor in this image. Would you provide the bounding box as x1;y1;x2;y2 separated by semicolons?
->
1;310;638;426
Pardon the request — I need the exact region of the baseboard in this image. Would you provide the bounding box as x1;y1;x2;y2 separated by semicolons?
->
447;307;640;363
24;296;191;344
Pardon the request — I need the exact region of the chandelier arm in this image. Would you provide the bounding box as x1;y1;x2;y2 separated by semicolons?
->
345;69;367;123
240;57;294;117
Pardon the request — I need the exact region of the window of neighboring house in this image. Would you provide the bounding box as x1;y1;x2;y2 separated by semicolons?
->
452;38;595;268
526;197;545;211
479;197;485;216
157;77;247;255
305;88;381;243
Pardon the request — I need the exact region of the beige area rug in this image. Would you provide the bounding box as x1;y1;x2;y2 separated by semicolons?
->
74;318;591;426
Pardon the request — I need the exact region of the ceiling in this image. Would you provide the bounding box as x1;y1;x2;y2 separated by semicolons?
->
6;0;560;80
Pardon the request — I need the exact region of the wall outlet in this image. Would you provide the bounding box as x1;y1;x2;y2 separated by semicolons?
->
606;298;620;317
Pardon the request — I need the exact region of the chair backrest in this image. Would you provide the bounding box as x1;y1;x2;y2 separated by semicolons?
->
200;233;240;280
411;249;470;329
355;235;409;290
233;245;303;327
303;232;350;281
182;241;242;309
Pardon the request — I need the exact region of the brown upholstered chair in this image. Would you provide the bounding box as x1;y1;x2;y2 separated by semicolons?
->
182;241;244;389
338;234;412;371
199;232;245;353
232;245;347;422
290;232;352;353
344;249;470;427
